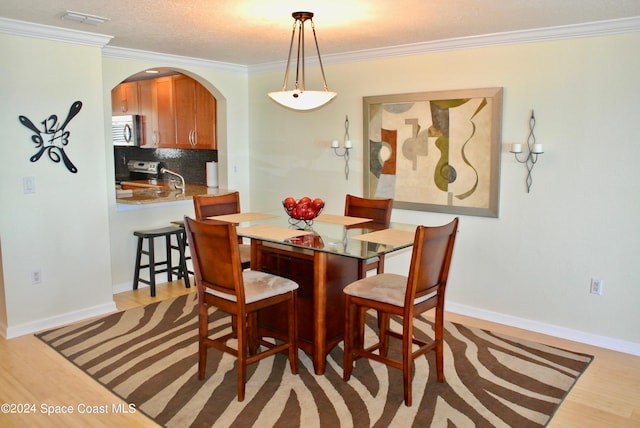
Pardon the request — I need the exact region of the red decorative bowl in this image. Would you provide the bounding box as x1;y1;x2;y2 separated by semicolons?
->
282;196;325;225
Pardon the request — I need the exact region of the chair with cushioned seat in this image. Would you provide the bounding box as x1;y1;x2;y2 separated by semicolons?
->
342;217;459;406
193;192;251;269
344;194;393;276
184;216;299;401
132;226;190;297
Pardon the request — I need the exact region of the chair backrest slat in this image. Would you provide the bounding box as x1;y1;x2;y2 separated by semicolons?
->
406;218;458;307
193;192;241;219
344;194;393;229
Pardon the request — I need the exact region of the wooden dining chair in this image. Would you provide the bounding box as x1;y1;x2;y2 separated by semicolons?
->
193;192;251;269
343;217;459;406
344;194;393;276
184;216;299;401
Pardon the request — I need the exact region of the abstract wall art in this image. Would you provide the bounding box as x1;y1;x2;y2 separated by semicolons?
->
363;88;503;217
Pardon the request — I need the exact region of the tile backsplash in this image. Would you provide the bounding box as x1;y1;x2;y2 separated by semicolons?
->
114;147;217;184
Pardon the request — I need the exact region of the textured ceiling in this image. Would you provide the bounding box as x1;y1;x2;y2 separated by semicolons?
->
1;0;639;65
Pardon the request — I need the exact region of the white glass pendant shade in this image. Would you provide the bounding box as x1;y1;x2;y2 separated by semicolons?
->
268;89;337;111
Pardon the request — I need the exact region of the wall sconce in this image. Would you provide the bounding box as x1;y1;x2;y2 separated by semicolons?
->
511;110;543;193
331;115;352;180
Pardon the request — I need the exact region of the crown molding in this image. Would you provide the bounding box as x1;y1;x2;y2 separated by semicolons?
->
250;16;640;72
102;45;247;74
2;15;638;73
0;16;112;47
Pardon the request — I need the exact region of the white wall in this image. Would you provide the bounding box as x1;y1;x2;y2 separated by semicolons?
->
249;33;640;353
0;32;115;336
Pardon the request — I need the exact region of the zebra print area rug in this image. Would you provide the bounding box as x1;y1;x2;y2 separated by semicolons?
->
36;293;592;427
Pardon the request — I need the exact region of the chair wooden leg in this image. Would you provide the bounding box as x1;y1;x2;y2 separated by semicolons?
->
376;255;385;274
343;296;354;381
402;318;413;406
379;312;390;357
355;306;366;351
247;313;258;355
288;291;298;374
435;309;445;383
236;313;246;402
198;304;208;380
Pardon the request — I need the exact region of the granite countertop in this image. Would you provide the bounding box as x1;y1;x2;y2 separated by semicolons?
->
116;180;228;204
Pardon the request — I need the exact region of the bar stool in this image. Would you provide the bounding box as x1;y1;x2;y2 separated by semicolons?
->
132;226;190;297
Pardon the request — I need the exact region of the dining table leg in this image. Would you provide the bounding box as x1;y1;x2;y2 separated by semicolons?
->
312;251;328;375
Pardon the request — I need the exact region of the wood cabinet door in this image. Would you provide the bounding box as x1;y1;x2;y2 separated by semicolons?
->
137;80;156;148
111;86;122;115
112;82;139;115
173;75;196;148
154;77;176;147
194;81;216;149
173;75;216;149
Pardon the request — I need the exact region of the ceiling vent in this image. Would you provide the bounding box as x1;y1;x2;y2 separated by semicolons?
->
61;10;109;25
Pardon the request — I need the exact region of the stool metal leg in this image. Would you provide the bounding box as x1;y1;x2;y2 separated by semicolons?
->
177;232;190;288
133;237;144;290
148;236;156;297
165;234;174;283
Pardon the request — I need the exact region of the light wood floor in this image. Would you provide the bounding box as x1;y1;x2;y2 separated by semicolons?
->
1;280;638;427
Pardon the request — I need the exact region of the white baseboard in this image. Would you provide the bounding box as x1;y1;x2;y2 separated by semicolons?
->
446;301;640;356
3;301;117;339
113;281;134;295
112;274;178;295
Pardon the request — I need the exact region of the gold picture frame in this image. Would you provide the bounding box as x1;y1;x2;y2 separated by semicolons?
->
363;87;503;218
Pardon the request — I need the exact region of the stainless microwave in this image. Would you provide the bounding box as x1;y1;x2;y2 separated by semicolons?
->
112;115;141;146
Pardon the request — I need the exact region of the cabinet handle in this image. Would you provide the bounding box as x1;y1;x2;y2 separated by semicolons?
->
153;131;158;145
192;130;197;146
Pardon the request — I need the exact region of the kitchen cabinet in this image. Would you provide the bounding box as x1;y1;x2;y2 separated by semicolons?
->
111;74;215;149
111;82;139;115
173;75;216;149
136;78;175;148
137;79;156;148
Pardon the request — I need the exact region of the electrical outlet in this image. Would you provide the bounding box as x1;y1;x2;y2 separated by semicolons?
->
31;269;42;285
590;278;603;295
23;176;36;194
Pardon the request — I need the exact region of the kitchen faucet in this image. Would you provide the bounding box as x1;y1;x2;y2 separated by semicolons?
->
160;168;185;192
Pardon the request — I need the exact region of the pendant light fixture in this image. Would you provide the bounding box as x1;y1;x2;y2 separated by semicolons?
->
268;11;336;111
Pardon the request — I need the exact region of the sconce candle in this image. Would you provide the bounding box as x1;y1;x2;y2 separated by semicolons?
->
331;140;339;148
511;143;522;153
532;143;543;154
344;139;352;149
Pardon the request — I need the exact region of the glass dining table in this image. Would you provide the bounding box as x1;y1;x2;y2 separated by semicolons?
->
206;211;417;375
